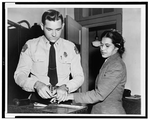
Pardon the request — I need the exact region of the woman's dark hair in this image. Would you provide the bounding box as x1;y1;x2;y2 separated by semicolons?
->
100;29;125;58
42;9;63;25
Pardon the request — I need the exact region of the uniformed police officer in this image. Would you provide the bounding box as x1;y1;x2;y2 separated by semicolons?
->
14;9;84;104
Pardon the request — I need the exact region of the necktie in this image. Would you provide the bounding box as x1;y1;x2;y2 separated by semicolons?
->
48;42;58;86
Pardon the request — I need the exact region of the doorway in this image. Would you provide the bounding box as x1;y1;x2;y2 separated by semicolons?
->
88;24;116;90
87;24;116;113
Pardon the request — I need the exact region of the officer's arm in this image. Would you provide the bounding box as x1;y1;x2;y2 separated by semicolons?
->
66;45;84;93
14;42;38;92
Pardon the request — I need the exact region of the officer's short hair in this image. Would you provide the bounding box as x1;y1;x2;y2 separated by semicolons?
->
42;9;63;25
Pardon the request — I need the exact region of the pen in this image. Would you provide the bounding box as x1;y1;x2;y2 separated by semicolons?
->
34;102;47;107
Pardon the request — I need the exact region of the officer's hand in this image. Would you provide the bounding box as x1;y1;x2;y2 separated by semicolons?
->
34;81;53;99
56;85;68;103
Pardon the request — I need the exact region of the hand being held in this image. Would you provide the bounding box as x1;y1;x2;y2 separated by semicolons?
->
34;81;54;99
67;94;74;100
56;93;74;103
56;85;68;103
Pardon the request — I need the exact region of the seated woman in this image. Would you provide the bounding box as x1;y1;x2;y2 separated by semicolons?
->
57;29;127;114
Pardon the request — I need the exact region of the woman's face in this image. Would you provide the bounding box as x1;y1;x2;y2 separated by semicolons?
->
100;37;118;58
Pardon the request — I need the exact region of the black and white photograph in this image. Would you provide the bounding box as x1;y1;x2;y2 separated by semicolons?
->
2;1;148;118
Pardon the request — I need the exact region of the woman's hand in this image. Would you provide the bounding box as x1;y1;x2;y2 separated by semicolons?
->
67;94;74;100
57;93;74;103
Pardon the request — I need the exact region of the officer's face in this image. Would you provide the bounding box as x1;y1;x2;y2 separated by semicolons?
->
42;19;64;42
100;37;118;58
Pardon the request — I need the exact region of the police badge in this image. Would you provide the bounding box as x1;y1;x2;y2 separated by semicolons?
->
64;52;68;57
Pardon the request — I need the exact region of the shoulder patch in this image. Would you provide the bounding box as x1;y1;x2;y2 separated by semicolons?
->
22;44;28;52
74;46;79;54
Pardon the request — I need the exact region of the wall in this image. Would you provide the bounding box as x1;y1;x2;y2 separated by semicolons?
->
122;8;141;95
8;8;74;28
8;8;48;28
8;8;74;42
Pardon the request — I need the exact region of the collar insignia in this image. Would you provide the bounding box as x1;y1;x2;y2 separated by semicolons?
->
74;46;79;54
22;44;28;52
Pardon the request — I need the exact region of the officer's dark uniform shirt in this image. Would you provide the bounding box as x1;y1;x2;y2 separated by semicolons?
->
14;35;84;93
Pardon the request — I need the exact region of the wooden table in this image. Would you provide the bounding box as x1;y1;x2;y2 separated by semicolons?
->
8;103;87;114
